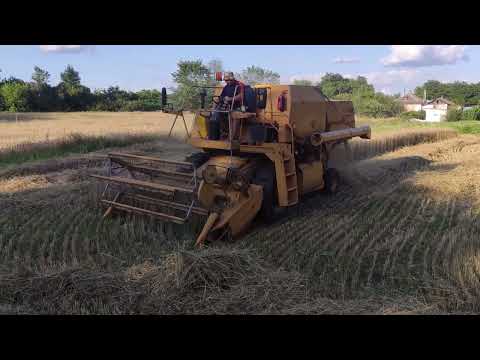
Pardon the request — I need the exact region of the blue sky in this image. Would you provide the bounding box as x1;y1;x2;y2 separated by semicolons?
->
0;45;479;94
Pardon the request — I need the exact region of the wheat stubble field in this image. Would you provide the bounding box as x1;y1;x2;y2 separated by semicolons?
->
1;112;480;314
0;112;195;149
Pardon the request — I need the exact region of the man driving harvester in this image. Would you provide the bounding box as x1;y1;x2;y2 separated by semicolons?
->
208;72;246;140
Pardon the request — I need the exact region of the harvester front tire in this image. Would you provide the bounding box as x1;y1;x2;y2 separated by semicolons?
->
253;166;276;222
325;168;340;194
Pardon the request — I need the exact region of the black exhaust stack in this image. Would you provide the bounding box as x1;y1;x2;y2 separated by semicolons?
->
199;88;207;109
161;87;167;108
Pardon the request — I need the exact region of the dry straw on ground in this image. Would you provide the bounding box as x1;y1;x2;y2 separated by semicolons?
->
2;116;480;314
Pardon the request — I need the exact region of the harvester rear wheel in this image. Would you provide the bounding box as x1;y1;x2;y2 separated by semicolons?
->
324;168;340;194
252;164;276;222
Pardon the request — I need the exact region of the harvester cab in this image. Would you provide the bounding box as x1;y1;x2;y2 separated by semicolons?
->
91;72;372;247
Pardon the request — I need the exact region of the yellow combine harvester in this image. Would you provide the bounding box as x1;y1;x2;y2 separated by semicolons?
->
92;77;371;247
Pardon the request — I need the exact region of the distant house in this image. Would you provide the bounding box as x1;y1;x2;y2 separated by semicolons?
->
397;93;425;112
424;97;459;109
422;97;460;122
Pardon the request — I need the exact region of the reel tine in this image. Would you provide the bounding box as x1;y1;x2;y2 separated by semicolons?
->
91;152;204;227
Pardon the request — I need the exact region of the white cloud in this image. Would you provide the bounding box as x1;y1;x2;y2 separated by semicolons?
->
364;68;480;94
39;45;95;53
379;87;394;95
364;69;420;87
363;69;425;95
333;57;360;64
382;45;469;67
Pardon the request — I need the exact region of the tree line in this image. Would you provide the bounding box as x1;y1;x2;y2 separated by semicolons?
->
2;60;479;117
414;80;480;106
293;74;404;118
0;61;281;113
170;62;403;118
294;74;480;118
0;65;163;112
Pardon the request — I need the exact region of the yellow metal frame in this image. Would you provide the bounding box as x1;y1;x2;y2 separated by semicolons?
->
190;135;295;208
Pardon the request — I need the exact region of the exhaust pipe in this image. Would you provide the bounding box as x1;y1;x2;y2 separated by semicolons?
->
161;87;168;108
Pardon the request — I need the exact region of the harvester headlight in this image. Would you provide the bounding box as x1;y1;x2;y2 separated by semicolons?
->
203;165;217;184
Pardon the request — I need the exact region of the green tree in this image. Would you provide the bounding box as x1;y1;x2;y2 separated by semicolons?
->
350;76;375;97
56;65;93;111
0;81;32;112
0;69;4;110
135;89;162;111
318;73;353;97
293;79;313;86
236;65;280;86
414;80;444;100
92;86;127;111
29;66;57;111
372;92;403;117
319;73;401;118
170;60;212;109
413;80;480;106
92;86;155;111
446;108;462;122
61;65;81;88
32;66;50;87
462;107;480;121
55;82;93;111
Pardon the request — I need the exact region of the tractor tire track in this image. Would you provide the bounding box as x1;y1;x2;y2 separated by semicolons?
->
381;196;426;285
46;204;85;268
267;190;354;264
338;194;399;293
349;194;411;292
298;195;381;279
365;194;418;287
429;199;456;283
273;192;365;268
2;208;51;264
420;200;452;284
388;198;432;286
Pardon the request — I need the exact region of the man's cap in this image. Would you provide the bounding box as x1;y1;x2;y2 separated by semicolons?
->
223;72;235;81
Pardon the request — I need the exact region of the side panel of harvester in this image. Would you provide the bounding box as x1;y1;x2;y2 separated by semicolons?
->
288;86;328;138
253;85;298;206
285;86;360;198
